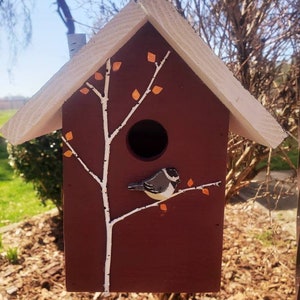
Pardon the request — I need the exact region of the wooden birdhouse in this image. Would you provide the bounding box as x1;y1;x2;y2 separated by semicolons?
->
1;0;286;295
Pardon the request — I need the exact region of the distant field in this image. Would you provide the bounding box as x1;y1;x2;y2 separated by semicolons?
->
0;110;54;228
0;109;17;131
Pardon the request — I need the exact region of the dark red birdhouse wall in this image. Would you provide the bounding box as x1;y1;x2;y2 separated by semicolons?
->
63;22;229;293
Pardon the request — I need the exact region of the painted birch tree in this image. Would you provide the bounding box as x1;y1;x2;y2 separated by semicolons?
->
62;49;221;295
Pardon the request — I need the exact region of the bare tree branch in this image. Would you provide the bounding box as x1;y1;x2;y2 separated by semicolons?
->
56;0;75;34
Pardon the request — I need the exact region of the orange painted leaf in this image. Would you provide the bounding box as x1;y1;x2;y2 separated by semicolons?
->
187;178;194;187
202;188;210;196
80;87;90;95
152;85;163;95
65;131;73;141
94;72;104;80
147;52;156;63
112;61;122;71
159;203;167;212
132;89;140;101
63;150;73;158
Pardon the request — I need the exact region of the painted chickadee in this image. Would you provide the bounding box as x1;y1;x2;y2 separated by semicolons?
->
128;167;180;201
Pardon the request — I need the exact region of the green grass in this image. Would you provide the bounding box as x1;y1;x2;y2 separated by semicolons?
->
0;234;3;250
0;110;54;228
0;109;17;131
254;230;274;247
6;247;19;264
0;176;54;227
256;137;298;171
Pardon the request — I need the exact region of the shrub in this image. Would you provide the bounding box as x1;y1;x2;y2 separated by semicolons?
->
8;131;63;215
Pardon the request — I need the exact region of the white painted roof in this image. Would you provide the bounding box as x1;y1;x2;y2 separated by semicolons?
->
0;0;286;147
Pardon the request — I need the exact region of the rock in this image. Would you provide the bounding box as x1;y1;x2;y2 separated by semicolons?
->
5;286;18;295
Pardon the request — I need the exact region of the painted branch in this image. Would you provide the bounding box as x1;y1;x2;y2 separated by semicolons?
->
86;59;111;105
86;82;104;101
109;50;171;142
97;59;113;295
68;52;171;295
62;136;102;187
103;223;113;296
101;59;112;187
111;180;222;227
83;59;114;295
170;180;222;198
103;51;172;294
104;59;111;101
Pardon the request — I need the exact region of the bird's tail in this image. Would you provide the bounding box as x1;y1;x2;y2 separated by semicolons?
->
128;182;144;191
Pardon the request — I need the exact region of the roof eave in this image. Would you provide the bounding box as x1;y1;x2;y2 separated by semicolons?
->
0;1;148;145
138;0;287;148
0;0;287;148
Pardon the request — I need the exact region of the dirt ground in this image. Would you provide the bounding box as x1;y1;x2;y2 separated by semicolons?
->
0;172;297;300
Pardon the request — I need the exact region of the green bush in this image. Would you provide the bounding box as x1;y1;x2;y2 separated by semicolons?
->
8;131;63;215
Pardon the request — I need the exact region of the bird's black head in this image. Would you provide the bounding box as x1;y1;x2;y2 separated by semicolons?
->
165;167;180;183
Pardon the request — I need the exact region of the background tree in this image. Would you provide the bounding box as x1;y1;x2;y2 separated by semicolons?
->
7;0;299;211
1;0;76;68
6;0;75;214
172;0;299;198
0;0;33;70
74;0;298;199
57;0;75;34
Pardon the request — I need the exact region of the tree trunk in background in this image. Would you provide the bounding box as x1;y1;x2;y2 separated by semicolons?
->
296;53;300;300
175;0;298;199
56;0;75;34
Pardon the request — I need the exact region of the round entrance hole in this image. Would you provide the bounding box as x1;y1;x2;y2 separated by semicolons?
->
127;119;168;160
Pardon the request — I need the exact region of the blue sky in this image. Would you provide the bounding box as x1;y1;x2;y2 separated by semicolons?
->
0;1;98;98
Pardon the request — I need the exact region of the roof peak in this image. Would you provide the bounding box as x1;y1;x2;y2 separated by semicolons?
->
0;0;286;147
